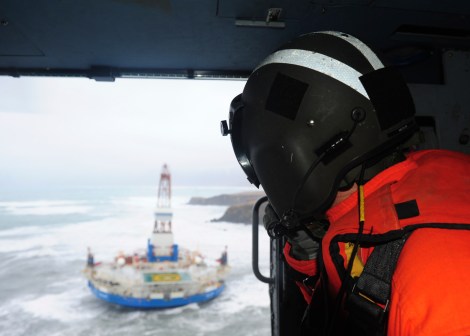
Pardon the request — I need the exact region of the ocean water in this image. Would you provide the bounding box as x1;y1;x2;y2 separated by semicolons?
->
0;186;271;336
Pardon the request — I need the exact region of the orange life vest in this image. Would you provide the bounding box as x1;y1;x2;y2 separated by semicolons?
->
286;149;470;335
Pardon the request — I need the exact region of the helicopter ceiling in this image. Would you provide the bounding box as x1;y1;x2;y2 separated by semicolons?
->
1;0;469;82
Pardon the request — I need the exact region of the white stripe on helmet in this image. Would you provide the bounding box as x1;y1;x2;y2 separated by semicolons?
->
320;31;384;70
254;49;370;99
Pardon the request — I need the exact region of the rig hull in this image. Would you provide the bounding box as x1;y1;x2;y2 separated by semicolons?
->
88;280;225;308
84;248;230;309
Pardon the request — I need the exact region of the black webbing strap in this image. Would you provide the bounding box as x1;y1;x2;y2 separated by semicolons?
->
346;232;411;335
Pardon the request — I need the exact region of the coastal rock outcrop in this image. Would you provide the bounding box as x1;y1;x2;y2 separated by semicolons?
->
188;191;267;224
188;191;265;206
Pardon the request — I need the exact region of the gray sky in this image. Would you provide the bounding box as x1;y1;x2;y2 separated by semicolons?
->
0;76;251;189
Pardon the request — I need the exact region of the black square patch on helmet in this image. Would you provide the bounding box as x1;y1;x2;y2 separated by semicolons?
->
265;72;308;121
360;67;415;131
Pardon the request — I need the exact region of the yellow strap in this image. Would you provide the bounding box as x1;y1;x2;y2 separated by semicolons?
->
359;184;365;222
344;242;364;278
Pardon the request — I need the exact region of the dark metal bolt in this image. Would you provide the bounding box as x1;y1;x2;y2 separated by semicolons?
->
351;107;366;122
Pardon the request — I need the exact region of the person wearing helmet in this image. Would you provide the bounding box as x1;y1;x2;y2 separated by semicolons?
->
221;31;470;335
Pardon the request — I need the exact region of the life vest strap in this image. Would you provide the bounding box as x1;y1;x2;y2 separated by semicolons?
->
346;232;411;335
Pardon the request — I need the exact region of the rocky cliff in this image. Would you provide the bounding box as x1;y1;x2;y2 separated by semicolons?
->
188;191;267;224
212;202;267;224
188;191;265;206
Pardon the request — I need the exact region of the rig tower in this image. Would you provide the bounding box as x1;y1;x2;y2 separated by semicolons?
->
148;164;177;261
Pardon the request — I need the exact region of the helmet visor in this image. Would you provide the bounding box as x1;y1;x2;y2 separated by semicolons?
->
229;95;260;187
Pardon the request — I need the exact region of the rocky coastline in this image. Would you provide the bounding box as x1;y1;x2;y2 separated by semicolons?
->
188;191;267;224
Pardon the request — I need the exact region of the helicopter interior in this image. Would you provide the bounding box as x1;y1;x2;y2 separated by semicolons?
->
1;1;469;335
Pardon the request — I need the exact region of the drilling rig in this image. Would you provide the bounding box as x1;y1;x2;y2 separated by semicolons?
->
148;164;177;262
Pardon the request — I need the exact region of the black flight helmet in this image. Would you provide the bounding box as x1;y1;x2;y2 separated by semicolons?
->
221;31;417;219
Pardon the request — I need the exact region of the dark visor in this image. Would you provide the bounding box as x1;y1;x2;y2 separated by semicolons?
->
221;94;260;188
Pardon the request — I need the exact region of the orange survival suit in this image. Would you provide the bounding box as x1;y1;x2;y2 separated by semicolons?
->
284;149;470;335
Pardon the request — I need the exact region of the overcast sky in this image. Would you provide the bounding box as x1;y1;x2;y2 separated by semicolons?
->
0;76;252;189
